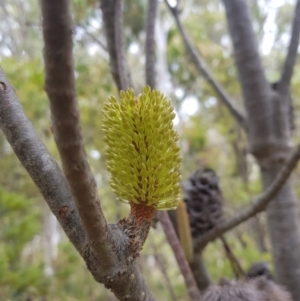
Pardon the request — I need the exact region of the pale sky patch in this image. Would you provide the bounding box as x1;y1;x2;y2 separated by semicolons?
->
90;150;101;160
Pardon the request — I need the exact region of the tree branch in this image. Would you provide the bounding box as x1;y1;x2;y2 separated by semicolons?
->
0;68;86;255
278;0;300;96
41;0;114;268
221;0;273;152
220;236;245;279
145;0;158;88
164;1;247;130
76;23;107;51
100;0;132;91
158;211;202;301
1;35;156;301
194;143;300;251
151;241;179;301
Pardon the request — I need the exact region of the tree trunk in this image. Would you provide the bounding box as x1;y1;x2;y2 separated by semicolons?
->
261;164;300;298
222;0;300;299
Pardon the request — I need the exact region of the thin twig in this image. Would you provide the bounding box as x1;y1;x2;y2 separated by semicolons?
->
220;236;245;279
151;241;179;301
164;0;247;130
145;0;158;88
158;211;202;301
278;0;300;96
76;23;107;51
100;0;132;91
194;143;300;251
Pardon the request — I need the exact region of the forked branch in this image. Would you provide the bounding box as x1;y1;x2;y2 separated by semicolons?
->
0;66;156;301
165;0;247;130
194;143;300;251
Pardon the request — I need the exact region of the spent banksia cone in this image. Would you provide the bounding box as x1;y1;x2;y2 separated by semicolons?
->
182;168;223;238
102;86;182;223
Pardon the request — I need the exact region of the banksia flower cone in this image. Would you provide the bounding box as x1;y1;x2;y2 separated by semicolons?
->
183;168;223;238
102;86;182;223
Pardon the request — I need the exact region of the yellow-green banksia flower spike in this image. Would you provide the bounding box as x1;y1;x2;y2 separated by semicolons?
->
102;86;182;222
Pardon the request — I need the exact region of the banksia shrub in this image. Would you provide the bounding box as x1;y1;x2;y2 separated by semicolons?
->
182;168;223;238
102;86;182;224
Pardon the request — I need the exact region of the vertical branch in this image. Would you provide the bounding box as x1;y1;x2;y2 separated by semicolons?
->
41;0;113;266
189;253;213;291
100;0;132;91
145;0;158;88
222;0;273;154
114;0;131;90
158;211;202;301
278;0;300;96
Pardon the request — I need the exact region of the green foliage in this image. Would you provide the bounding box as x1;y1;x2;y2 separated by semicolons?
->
0;187;43;298
102;86;182;210
182;116;207;154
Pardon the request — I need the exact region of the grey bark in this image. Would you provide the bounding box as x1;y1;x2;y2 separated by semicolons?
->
189;253;213;291
100;0;132;91
262;165;300;295
222;0;300;299
222;0;273;157
145;0;158;88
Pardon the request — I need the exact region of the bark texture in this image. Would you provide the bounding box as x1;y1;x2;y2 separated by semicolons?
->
222;0;300;299
41;0;112;267
201;276;293;301
262;165;300;296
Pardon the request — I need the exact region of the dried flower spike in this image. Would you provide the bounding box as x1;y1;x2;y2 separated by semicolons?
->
102;86;182;222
